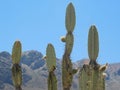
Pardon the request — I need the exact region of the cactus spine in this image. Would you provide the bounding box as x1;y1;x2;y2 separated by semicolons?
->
62;3;76;90
79;25;106;90
11;41;22;90
46;44;57;90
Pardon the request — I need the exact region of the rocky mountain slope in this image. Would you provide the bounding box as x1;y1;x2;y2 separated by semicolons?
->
0;51;120;90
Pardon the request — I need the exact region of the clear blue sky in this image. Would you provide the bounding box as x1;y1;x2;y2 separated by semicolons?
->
0;0;120;64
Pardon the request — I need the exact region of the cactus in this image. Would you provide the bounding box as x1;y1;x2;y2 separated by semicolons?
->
62;2;76;90
79;25;106;90
11;41;22;90
46;44;57;90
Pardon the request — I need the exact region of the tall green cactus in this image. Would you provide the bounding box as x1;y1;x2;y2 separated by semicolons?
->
79;25;106;90
11;41;22;90
46;44;57;90
62;2;76;90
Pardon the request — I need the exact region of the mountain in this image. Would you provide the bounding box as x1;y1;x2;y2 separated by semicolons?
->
0;51;120;90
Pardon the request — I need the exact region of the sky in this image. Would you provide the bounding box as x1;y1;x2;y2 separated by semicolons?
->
0;0;120;64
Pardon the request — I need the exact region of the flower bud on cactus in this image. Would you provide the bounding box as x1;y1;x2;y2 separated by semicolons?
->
102;73;107;78
46;44;56;72
42;55;47;60
12;41;22;64
88;25;99;61
60;36;66;42
65;3;76;33
99;63;108;72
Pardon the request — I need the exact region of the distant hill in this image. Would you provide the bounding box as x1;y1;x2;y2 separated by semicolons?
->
0;51;120;90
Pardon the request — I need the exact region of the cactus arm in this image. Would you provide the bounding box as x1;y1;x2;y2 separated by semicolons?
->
46;43;57;90
65;2;76;33
46;44;56;72
88;25;99;65
12;41;22;64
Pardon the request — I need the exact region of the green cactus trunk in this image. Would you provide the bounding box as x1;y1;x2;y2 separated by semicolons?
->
11;41;22;90
62;54;73;90
79;64;105;90
48;71;57;90
79;25;106;90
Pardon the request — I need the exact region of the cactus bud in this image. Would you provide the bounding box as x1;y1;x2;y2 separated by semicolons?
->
42;55;47;60
60;36;66;42
99;63;108;72
102;73;107;78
